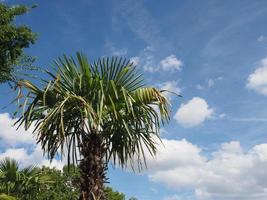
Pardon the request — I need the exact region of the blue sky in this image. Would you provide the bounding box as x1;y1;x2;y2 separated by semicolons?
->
1;0;267;199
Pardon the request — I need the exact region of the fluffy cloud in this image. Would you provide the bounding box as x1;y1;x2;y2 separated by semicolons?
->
0;113;35;146
143;138;267;200
0;146;65;169
0;113;65;169
159;55;183;72
134;46;183;72
174;97;213;127
144;54;182;72
247;57;267;96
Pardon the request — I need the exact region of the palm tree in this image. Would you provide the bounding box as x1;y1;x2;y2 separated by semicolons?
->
0;158;51;200
16;53;171;200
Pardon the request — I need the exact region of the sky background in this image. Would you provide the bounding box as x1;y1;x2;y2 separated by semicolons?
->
1;0;267;199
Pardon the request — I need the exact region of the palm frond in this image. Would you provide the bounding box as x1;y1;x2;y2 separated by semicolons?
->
16;52;172;169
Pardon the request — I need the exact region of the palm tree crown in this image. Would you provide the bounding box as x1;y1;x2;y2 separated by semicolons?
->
16;52;171;199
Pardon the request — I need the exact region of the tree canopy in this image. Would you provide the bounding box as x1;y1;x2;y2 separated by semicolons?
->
0;158;137;200
104;187;125;200
0;158;51;200
0;3;37;84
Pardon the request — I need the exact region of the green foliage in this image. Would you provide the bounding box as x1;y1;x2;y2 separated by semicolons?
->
0;194;16;200
16;53;171;198
104;188;139;200
16;52;170;170
0;158;137;200
37;166;136;200
105;187;125;200
0;158;80;200
36;166;80;200
0;158;51;200
0;2;37;84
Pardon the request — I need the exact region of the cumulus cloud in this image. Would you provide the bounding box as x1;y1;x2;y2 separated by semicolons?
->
174;97;213;127
159;55;183;72
247;57;267;96
144;54;182;72
143;138;267;200
0;113;65;169
133;46;183;72
0;113;35;146
0;146;65;169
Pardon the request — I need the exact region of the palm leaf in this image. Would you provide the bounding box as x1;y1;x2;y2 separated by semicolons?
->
15;52;172;170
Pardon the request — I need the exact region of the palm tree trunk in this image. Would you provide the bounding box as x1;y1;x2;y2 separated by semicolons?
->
79;134;107;200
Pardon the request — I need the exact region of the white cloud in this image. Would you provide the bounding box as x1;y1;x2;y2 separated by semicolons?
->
133;46;183;72
0;113;35;146
143;138;267;200
247;57;267;96
174;97;213;127
0;146;65;170
159;55;183;72
143;54;182;72
146;139;204;172
159;81;182;100
0;113;65;169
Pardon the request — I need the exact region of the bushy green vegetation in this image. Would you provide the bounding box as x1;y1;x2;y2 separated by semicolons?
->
0;158;137;200
35;165;80;200
104;187;125;200
0;158;51;200
0;2;37;84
